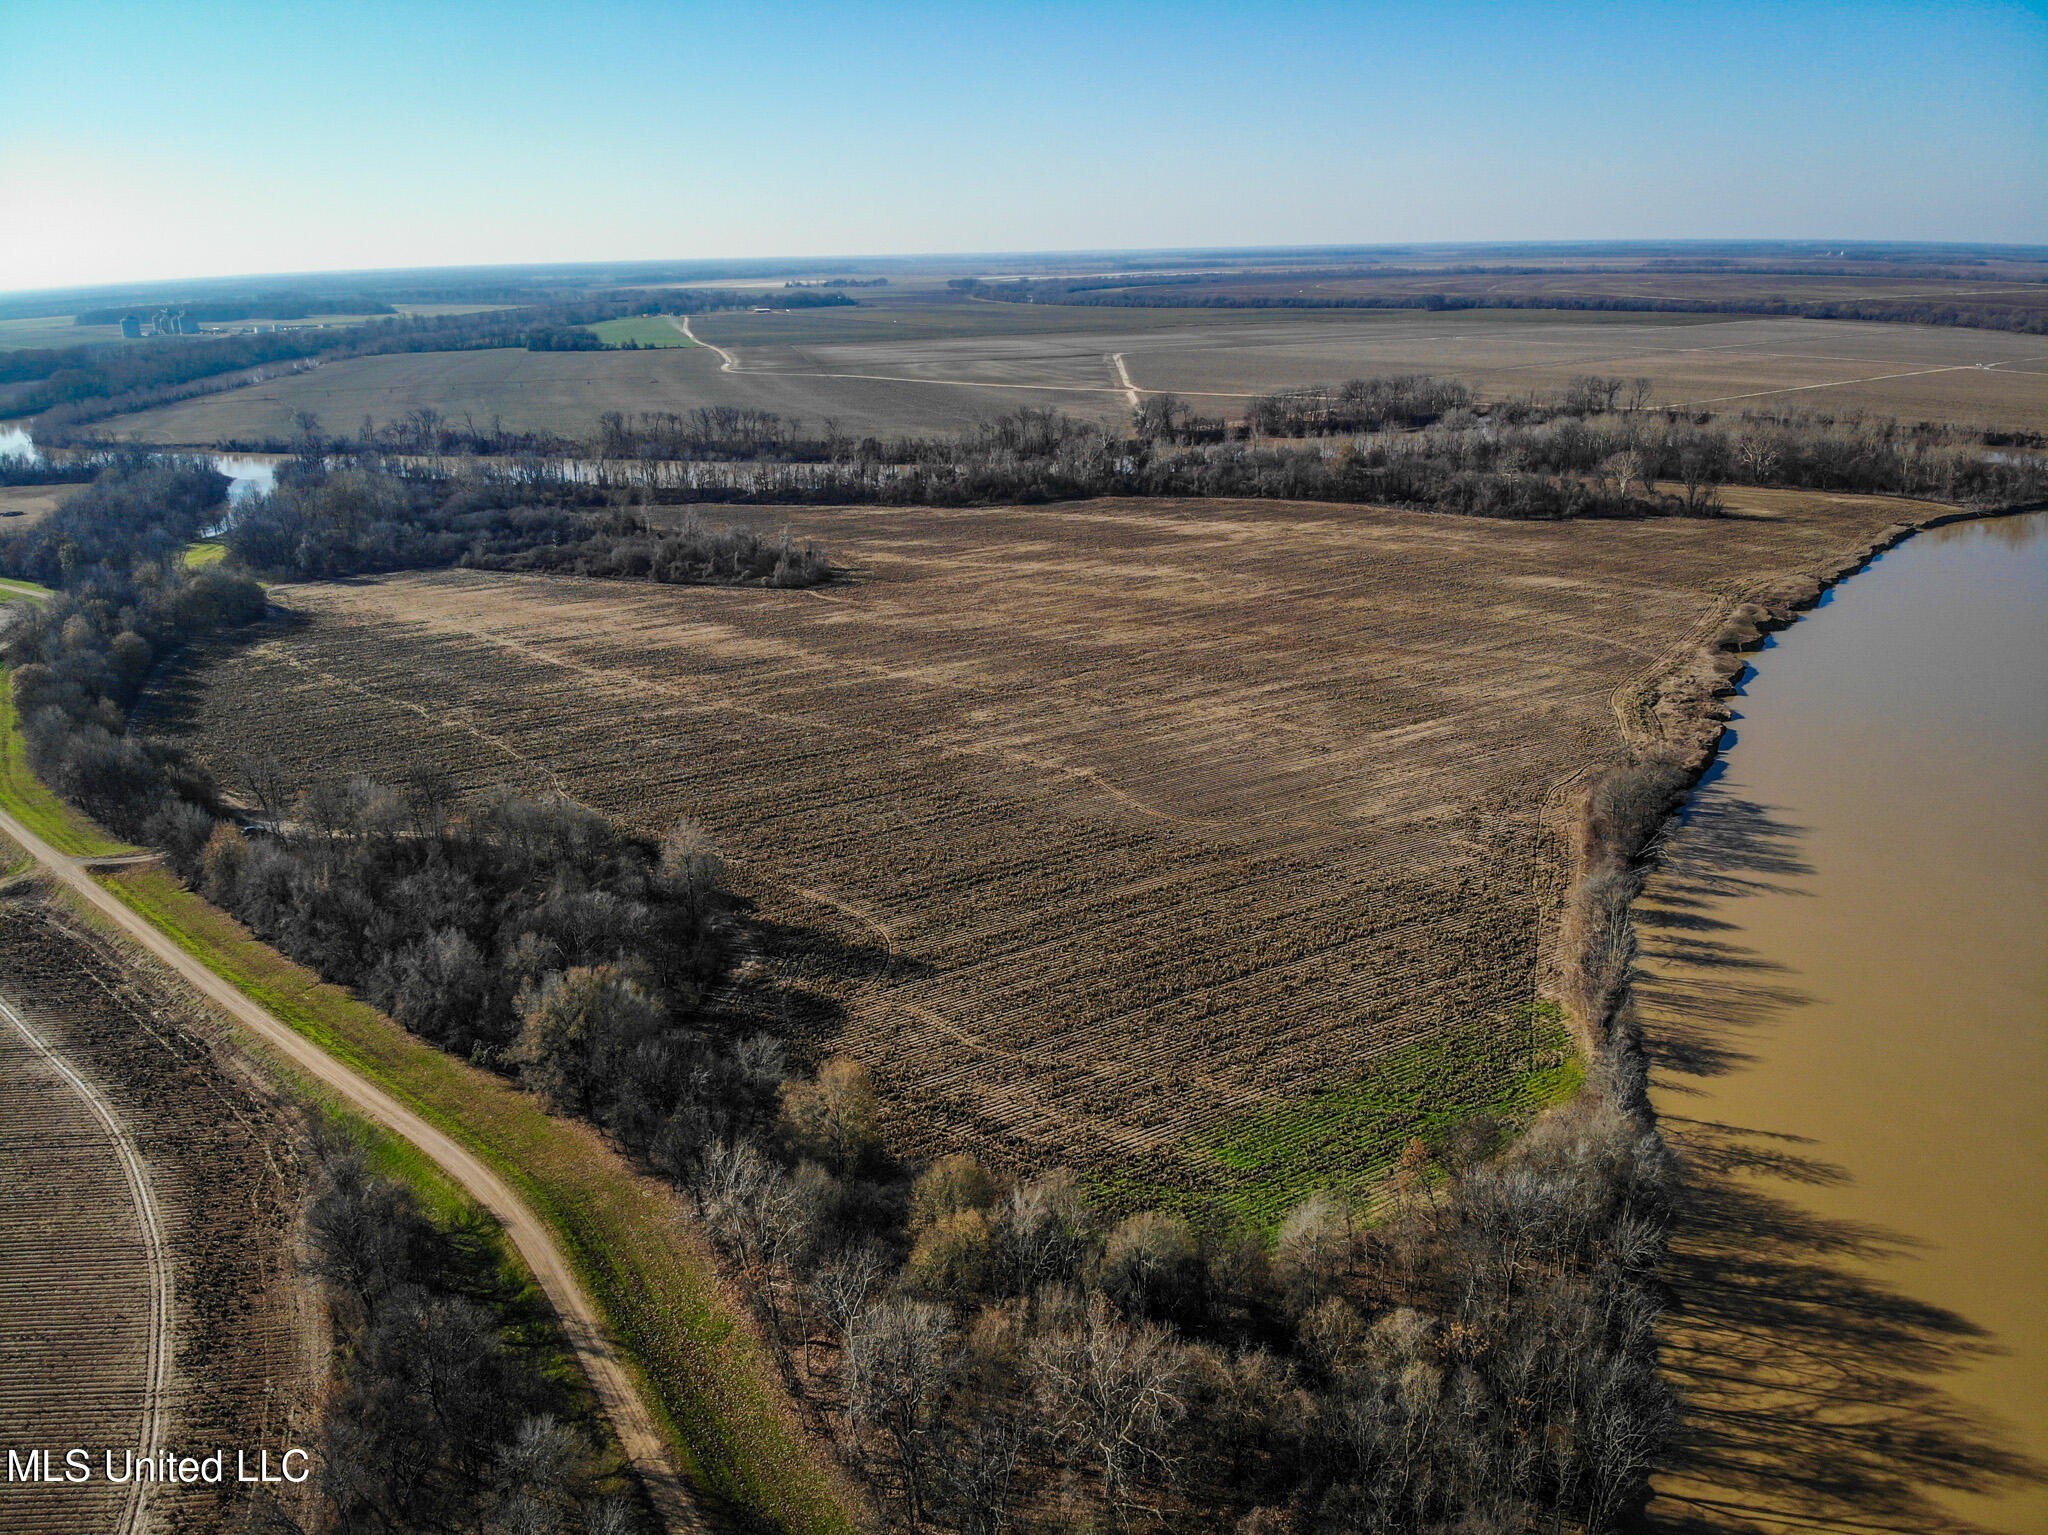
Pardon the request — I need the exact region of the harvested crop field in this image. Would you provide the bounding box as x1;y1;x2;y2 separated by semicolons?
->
97;305;2048;446
144;491;1926;1216
0;893;319;1535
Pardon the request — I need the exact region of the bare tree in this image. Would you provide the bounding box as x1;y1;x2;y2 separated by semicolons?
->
1677;447;1724;515
1733;431;1781;483
844;1298;956;1525
997;1169;1095;1291
1027;1294;1192;1515
1275;1193;1346;1313
815;1244;891;1340
698;1139;804;1339
940;1408;1027;1535
236;752;293;825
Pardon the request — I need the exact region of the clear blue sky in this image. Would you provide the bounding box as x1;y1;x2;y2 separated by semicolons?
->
2;0;2043;292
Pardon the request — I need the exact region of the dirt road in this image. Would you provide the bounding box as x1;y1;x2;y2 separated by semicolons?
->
679;312;1208;400
1110;352;1141;409
674;314;739;372
0;805;705;1534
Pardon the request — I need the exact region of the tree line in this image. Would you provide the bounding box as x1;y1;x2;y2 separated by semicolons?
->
2;463;267;851
286;1130;642;1534
20;290;857;439
947;276;2048;335
221;461;833;587
165;374;2048;525
561;397;2042;518
73;296;399;324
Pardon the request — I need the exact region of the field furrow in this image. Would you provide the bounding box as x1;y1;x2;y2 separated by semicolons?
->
144;489;1923;1207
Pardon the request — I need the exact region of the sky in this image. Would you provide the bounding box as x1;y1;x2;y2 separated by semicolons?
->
2;0;2044;294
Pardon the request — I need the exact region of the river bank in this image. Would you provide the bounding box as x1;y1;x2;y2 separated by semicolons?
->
1638;510;2047;1532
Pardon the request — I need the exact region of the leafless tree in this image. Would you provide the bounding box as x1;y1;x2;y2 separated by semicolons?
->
699;1139;806;1339
997;1169;1095;1292
236;752;293;825
1734;431;1781;482
815;1245;891;1340
844;1298;956;1525
1027;1294;1193;1515
1275;1193;1346;1313
940;1408;1027;1535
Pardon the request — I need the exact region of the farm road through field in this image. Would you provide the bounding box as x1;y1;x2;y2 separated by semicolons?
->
107;309;2048;445
149;490;1930;1211
0;806;708;1534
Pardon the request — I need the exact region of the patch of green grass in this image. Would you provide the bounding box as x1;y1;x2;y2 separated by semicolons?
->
585;316;699;348
0;666;136;857
1094;1003;1584;1229
98;863;856;1535
182;540;227;569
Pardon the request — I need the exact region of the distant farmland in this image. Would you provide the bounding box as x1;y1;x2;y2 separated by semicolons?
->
585;315;700;347
145;488;1926;1218
97;303;2048;445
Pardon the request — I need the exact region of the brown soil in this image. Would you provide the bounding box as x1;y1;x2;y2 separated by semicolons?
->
0;890;321;1535
96;307;2048;445
141;490;1930;1204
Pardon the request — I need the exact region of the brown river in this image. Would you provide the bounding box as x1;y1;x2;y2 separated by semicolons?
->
1641;511;2047;1533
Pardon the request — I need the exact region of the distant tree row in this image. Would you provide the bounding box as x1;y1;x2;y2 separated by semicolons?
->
72;296;398;324
20;290;856;435
525;400;2042;518
155;371;2047;526
948;276;2048;334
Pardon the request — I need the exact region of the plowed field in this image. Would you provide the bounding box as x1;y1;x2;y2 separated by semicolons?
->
144;491;1923;1215
0;898;319;1535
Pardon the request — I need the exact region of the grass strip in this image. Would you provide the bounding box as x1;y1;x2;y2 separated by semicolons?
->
1096;1003;1585;1229
100;863;857;1535
308;1100;644;1503
0;666;136;858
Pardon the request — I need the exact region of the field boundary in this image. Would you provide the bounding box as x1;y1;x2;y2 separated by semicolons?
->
0;793;860;1535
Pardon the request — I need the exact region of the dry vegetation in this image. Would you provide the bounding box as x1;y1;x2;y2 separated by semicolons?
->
141;487;1927;1220
92;304;2048;447
0;484;79;526
0;890;320;1535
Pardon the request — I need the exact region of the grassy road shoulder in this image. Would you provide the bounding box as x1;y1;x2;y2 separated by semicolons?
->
101;862;860;1534
0;642;138;859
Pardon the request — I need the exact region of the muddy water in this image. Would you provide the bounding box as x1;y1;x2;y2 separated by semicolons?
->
1641;511;2047;1533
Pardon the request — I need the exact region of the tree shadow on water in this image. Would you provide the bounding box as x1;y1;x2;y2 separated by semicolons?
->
1649;1118;2043;1534
1638;793;2045;1533
1637;795;1817;1089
